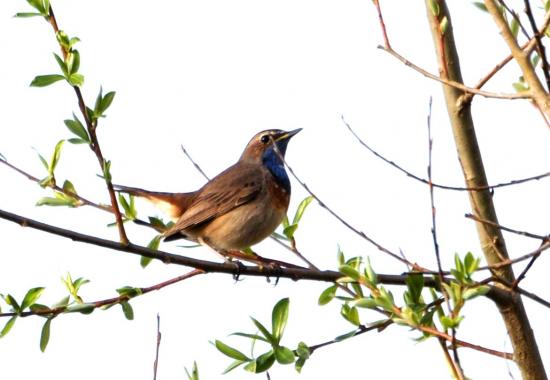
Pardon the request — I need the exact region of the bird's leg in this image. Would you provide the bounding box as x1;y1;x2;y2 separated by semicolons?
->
198;238;245;280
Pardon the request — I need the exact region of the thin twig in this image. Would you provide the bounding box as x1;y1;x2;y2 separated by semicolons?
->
477;240;550;271
341;117;550;191
153;313;161;380
378;45;530;100
180;144;210;181
523;0;550;90
465;214;549;241
47;5;128;244
372;0;390;49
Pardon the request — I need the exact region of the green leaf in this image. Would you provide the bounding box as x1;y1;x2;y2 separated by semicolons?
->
214;340;250;361
40;318;52;352
274;346;295;364
292;195;313;225
142;235;161;268
36;196;75;207
339;264;360;281
184;361;200;380
281;215;290;229
473;2;488;12
439;16;448;34
250;317;274;344
222;359;246;374
0;316;17;338
30;74;65;87
53;295;70;308
62;180;77;195
253;350;275;373
103;160;112;182
120;301;134;320
295;341;310;359
282;224;298;239
510;15;519;39
336;246;344;266
65;303;94;314
230;332;268;342
53;53;68;76
463;285;490;300
49;140;64;175
271;297;289;343
68;138;88;144
405;273;424;305
334;329;358;342
64;114;89;143
37;152;48;170
29;304;51;314
295;357;306;373
116;286;142;298
66;50;80;75
429;0;439;16
21;287;45;310
68;73;84;87
95;90;116;117
318;284;337;305
14;12;43;17
354;297;377;309
3;294;21;312
364;257;378;285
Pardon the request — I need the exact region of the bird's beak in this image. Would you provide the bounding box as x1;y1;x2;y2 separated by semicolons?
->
276;128;302;142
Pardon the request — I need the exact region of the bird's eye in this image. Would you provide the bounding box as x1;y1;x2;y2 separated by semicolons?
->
260;135;270;144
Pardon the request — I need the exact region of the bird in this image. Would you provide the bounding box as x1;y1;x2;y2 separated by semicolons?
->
115;128;301;253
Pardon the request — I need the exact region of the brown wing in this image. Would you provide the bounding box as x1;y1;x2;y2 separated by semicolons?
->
114;184;197;220
163;162;263;239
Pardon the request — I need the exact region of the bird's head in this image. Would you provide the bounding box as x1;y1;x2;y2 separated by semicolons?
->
240;129;302;163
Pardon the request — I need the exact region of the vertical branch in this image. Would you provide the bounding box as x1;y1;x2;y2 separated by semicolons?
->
47;5;129;244
483;0;550;124
424;1;547;379
153;313;161;380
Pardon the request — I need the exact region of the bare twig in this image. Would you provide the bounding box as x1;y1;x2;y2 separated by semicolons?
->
465;214;549;241
523;0;550;90
378;45;530;100
341;117;550;191
153;313;161;380
180;144;210;181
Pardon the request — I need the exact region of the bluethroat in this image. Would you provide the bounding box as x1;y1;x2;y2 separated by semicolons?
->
116;129;301;251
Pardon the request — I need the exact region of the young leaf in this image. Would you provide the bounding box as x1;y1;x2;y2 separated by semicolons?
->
64;114;89;143
40;318;52;352
30;74;65;87
292;195;313;225
184;361;200;380
271;297;289;343
66;50;80;75
250;317;274;344
120;301;134;320
214;340;250;361
0;316;17;338
274;346;295;364
21;287;45;310
14;12;43;17
253;350;275;373
222;359;246;374
318;285;337;305
49;140;64;175
142;235;161;268
68;73;84;87
53;53;68;76
103;160;112;182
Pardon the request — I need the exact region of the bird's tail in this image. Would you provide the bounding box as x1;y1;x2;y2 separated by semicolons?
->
114;184;196;220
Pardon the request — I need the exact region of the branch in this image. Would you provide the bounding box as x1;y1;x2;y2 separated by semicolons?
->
47;4;129;243
483;0;550;124
378;45;530;100
341;117;550;191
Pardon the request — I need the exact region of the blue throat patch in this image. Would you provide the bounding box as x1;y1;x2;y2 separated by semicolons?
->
262;144;291;192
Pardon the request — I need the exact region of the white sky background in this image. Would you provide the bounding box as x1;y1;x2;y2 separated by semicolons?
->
0;1;549;379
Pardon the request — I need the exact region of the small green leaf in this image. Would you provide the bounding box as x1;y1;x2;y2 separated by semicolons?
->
49;140;64;175
274;346;295;364
21;287;45;311
66;50;80;75
292;195;314;225
62;180;77;195
473;2;488;12
463;285;490;300
66;303;94;314
3;294;21;312
338;264;360;281
214;340;250;361
53;53;68;76
68;73;84;87
40;318;52;352
510;15;519;39
230;332;268;342
439;16;448;34
14;12;43;17
318;285;337;305
282;224;298;239
29;304;51;314
64;115;89;143
222;359;246;374
0;316;17;338
254;350;275;373
30;74;65;87
116;286;142;298
272;297;289;343
142;235;161;268
53;295;70;308
36;196;74;207
250;317;274;344
97;91;116;116
405;273;424;305
354;297;377;309
120;301;134;320
334;329;358;342
429;0;440;16
184;361;200;380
